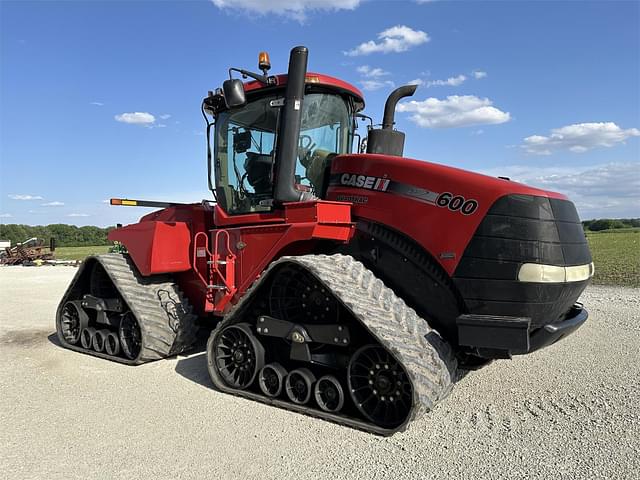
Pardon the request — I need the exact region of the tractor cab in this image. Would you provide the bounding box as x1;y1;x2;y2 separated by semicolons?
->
203;49;364;215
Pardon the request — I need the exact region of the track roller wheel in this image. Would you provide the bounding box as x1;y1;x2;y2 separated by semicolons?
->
285;368;316;405
80;327;96;350
119;312;141;360
348;344;412;428
92;329;110;352
59;301;88;345
258;363;287;398
104;331;120;356
214;323;265;390
314;375;345;413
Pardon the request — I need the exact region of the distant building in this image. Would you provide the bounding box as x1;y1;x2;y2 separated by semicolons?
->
0;240;10;249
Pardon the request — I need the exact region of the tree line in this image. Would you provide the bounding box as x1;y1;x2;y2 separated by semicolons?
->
582;218;640;232
0;224;113;247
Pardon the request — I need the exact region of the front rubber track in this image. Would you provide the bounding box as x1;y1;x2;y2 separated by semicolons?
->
206;254;457;436
55;254;198;365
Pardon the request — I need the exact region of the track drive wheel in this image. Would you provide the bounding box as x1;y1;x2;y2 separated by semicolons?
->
213;323;265;390
348;345;412;428
59;301;88;345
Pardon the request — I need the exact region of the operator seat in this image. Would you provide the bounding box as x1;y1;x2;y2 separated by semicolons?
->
244;152;274;197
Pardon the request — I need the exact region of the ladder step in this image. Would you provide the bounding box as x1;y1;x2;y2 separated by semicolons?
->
207;260;227;265
207;284;227;290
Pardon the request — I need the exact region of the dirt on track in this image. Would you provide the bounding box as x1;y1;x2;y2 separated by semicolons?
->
1;266;638;480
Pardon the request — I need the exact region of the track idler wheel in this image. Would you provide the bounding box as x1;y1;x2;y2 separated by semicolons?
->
59;301;88;345
348;345;412;428
285;368;316;405
92;329;111;353
104;331;120;356
119;312;142;360
314;375;345;413
214;323;265;390
80;327;96;350
258;363;287;398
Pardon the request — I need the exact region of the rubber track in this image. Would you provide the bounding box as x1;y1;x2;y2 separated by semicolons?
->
56;254;198;365
207;254;457;436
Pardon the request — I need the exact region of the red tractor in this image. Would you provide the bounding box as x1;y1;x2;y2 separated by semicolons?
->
56;47;593;435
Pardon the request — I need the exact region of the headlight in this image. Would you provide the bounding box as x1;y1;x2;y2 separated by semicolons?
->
518;262;594;283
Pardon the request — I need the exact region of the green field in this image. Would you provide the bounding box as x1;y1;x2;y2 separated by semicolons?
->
53;230;640;287
53;245;111;261
586;228;640;287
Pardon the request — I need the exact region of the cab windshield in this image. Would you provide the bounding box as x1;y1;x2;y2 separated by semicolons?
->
213;92;352;214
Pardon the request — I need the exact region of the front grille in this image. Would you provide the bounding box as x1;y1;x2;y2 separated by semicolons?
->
453;194;592;327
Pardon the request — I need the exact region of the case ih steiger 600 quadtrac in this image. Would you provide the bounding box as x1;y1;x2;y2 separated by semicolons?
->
56;47;593;435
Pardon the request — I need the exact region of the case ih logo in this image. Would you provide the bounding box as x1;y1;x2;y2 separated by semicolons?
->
340;174;390;191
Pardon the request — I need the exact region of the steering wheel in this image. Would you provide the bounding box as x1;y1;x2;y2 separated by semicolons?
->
298;135;316;167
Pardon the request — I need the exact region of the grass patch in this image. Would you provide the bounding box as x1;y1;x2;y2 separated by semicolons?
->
586;229;640;287
54;245;111;261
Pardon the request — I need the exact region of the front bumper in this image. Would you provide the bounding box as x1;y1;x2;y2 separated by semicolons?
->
528;302;588;352
456;302;588;358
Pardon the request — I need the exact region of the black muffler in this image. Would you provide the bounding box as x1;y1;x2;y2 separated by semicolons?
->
274;46;313;203
366;84;418;157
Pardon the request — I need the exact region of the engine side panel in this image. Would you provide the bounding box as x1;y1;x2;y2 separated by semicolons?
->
326;153;566;276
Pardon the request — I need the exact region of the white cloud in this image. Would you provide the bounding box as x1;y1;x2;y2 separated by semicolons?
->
357;65;390;78
345;25;430;56
397;95;511;128
522;122;640;155
41;201;65;206
8;194;43;200
90;101;104;106
211;0;361;21
356;65;394;91
360;79;396;91
472;70;487;79
159;114;171;120
0;213;12;218
484;162;640;219
408;78;424;86
67;213;90;217
426;74;466;87
115;112;156;125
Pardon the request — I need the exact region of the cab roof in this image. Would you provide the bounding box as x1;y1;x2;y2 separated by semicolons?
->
243;72;365;109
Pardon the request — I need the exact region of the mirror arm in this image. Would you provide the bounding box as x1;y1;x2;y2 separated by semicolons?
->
229;68;277;86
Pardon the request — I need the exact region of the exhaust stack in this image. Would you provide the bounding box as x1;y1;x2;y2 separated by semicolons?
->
274;46;311;203
366;84;418;157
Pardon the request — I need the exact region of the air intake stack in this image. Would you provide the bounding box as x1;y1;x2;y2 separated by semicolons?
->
366;84;418;157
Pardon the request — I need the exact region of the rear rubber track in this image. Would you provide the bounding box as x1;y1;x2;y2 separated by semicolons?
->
56;253;198;365
207;253;457;435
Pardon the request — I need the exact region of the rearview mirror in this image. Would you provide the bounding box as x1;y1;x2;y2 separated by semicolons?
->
222;79;246;109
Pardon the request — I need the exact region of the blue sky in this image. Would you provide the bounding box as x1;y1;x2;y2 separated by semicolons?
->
1;0;638;226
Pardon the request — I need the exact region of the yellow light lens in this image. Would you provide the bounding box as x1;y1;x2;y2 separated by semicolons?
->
258;51;271;69
305;75;320;83
121;200;137;206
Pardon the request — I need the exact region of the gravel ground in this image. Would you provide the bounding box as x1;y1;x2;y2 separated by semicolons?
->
1;266;638;480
